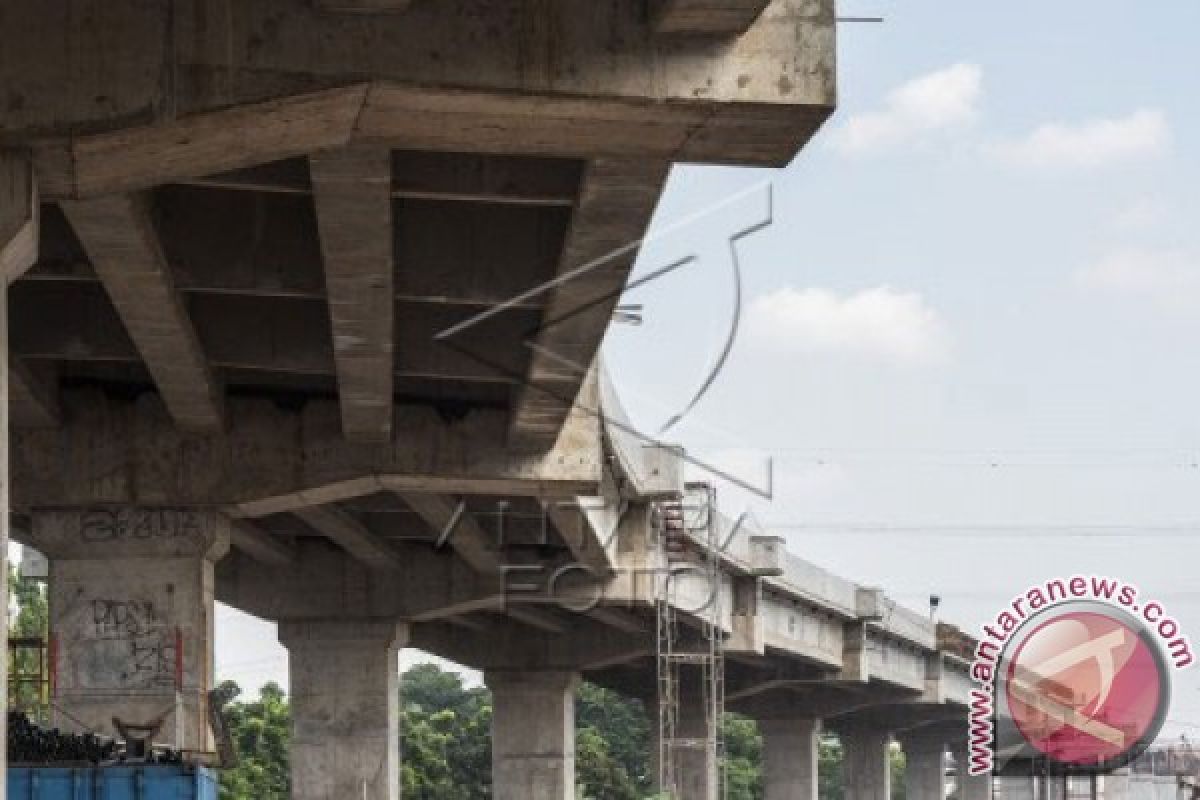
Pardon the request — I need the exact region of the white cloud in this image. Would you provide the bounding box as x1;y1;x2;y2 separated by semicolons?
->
831;63;983;154
1077;248;1200;311
991;109;1170;168
746;286;950;365
1113;197;1167;231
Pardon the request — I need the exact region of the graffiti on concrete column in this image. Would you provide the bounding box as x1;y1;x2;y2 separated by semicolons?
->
78;597;178;689
80;509;207;543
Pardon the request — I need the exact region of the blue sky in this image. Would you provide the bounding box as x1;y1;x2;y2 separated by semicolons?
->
207;0;1200;741
605;0;1200;741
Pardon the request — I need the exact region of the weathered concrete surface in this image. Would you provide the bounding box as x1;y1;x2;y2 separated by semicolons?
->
951;740;993;800
11;387;604;510
761;717;821;800
899;729;948;800
654;0;774;34
34;509;229;751
839;723;892;800
308;146;395;443
510;158;670;445
677;676;721;800
3;0;836;194
60;193;226;432
486;670;579;800
280;620;407;800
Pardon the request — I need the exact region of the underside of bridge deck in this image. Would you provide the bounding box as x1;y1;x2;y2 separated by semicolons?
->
0;3;983;799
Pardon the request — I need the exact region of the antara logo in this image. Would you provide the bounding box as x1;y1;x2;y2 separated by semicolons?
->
967;576;1192;776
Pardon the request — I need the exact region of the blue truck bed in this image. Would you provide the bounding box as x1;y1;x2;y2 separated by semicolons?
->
6;765;218;800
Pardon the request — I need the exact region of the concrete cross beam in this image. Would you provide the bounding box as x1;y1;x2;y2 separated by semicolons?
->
314;0;411;12
8;359;59;428
228;519;297;567
509;158;670;445
294;505;402;571
12;387;603;509
394;491;502;573
585;607;646;633
59;194;225;432
309;146;396;442
653;0;773;35
12;0;835;196
504;606;569;634
1;154;57;428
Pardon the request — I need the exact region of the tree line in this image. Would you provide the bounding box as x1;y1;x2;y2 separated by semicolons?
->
6;568;907;799
218;664;908;800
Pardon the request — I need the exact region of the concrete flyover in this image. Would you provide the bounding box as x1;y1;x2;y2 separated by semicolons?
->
1;1;983;798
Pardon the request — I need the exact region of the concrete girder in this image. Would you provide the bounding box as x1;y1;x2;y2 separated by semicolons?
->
2;154;59;427
508;158;670;445
294;505;403;571
172;151;581;209
543;494;620;576
731;680;921;721
395;491;502;573
215;538;503;622
653;0;773;35
11;385;603;510
227;518;297;567
503;606;570;634
314;0;411;13
309;145;396;442
59;194;226;432
411;618;651;672
8;0;835;189
827;700;965;734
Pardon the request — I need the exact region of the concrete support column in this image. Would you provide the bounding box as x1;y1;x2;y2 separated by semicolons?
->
840;724;892;800
760;717;821;800
676;677;720;800
951;741;993;800
3;149;38;782
36;509;229;752
279;619;407;800
899;730;947;800
485;670;580;800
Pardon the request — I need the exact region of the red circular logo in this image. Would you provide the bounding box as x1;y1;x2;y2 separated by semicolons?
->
1005;609;1167;767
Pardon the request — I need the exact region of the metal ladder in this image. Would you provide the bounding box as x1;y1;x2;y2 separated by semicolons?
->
655;482;725;799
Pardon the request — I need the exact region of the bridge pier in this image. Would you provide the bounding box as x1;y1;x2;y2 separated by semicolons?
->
760;717;821;800
951;741;993;800
676;678;721;800
899;728;948;800
34;509;229;752
839;723;893;800
279;619;407;800
485;670;580;800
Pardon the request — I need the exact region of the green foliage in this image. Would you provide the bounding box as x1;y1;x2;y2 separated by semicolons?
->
200;662;905;800
721;714;763;800
576;682;653;800
401;665;492;799
891;744;906;800
218;681;292;800
819;736;844;800
7;564;49;715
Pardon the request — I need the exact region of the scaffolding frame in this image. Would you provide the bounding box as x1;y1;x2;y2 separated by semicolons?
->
656;482;725;799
